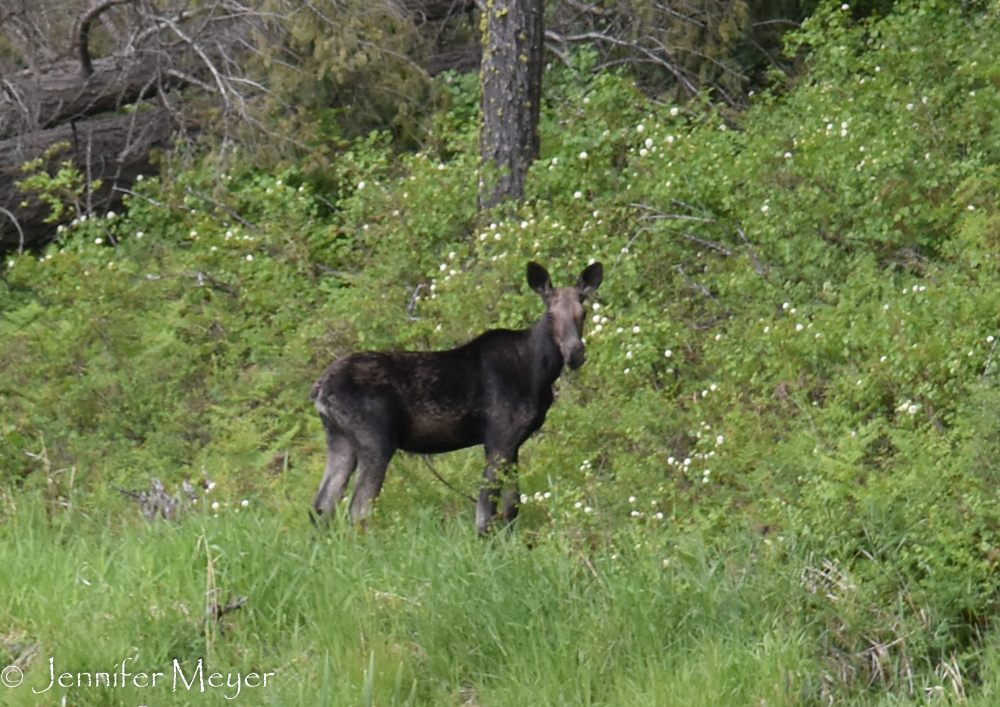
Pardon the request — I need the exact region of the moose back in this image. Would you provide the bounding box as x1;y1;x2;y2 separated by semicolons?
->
311;261;603;534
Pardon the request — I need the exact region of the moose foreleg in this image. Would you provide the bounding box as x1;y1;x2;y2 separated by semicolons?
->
477;449;519;535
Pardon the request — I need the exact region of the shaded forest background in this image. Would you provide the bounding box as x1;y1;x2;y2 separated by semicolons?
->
0;0;895;252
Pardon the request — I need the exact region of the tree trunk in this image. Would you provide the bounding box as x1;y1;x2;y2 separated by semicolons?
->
477;0;544;210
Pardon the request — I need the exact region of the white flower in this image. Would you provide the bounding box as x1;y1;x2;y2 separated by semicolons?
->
644;138;653;149
551;157;558;165
664;349;672;358
593;315;601;323
624;368;630;374
246;254;254;262
841;3;849;9
784;152;792;159
520;494;528;504
211;502;220;511
135;174;144;181
594;325;602;332
190;230;198;238
357;181;366;190
968;204;976;211
655;512;664;520
106;211;116;219
574;191;583;199
136;231;144;239
761;204;769;213
94;237;103;245
763;326;770;333
6;260;13;268
211;246;217;252
880;355;887;362
632;326;640;334
639;149;648;157
716;435;724;446
906;103;914;111
584;506;592;513
631;510;641;517
494;233;502;241
988;336;995;343
241;499;249;507
683;458;691;466
629;496;636;503
579;151;588;160
521;221;528;228
636;124;645;133
448;251;455;259
574;501;582;509
782;302;789;310
670;107;679;116
796;324;804;331
907;405;918;415
592;303;601;311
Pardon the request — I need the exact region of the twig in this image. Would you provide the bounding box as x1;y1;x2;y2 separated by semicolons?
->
735;224;769;279
189;271;239;297
420;456;476;503
406;283;426;318
675;265;721;304
0;205;25;254
184;186;258;231
984;335;999;378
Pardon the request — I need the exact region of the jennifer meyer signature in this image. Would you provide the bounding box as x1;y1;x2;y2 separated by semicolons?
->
2;657;274;700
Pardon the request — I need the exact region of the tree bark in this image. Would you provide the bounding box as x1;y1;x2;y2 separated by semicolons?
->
477;0;544;210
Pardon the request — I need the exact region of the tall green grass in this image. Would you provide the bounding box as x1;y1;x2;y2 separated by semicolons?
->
4;498;999;706
0;498;807;706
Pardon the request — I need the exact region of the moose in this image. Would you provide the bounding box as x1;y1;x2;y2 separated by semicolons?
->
310;261;603;534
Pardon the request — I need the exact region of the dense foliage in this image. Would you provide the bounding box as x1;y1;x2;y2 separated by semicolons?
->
3;0;1000;703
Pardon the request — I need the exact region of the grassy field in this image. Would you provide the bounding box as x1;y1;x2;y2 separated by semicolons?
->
1;489;994;707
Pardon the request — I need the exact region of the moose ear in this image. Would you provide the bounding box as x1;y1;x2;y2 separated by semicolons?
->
577;262;603;300
527;262;553;299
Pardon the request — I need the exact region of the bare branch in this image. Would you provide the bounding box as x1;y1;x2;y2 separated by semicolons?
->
0;206;25;254
77;0;134;77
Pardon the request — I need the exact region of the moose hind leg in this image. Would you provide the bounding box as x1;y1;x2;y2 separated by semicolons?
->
312;422;358;516
348;443;394;524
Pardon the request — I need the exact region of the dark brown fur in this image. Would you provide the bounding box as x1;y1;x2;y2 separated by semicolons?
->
310;261;603;534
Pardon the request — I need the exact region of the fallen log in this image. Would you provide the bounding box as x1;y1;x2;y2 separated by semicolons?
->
0;107;176;252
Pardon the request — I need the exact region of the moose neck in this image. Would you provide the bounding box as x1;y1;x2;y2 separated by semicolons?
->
528;314;566;389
